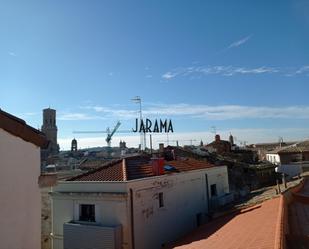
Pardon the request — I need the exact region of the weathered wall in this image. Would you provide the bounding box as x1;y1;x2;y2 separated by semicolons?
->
51;166;229;249
279;153;302;164
276;179;305;249
266;153;281;165
0;128;41;249
51;189;130;249
128;166;229;249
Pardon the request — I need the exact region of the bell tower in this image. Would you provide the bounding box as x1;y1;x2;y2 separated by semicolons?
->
41;108;59;155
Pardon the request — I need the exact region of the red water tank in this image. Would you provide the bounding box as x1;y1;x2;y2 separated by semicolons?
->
151;158;164;175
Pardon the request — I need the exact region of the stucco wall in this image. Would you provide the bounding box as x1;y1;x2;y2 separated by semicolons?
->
128;166;229;249
266;153;281;165
51;166;229;249
51;192;130;249
279;153;302;164
0;128;41;249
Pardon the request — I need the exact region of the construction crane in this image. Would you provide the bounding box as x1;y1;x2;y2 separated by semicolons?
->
105;121;121;147
73;121;129;148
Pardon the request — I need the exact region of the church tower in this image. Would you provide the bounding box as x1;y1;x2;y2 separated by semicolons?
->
41;108;59;155
71;138;77;152
229;133;234;146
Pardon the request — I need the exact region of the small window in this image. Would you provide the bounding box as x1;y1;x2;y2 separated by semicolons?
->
79;204;95;222
210;184;217;197
159;192;164;208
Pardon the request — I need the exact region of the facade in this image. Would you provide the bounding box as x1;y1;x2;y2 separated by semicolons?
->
41;108;59;159
205;134;231;154
0;109;48;249
266;153;281;165
266;141;309;177
51;156;230;249
248;141;295;161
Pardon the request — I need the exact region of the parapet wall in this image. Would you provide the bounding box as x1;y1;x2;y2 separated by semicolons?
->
275;178;307;249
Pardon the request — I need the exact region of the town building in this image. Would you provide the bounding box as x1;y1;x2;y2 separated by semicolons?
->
71;138;77;152
41;108;59;160
119;140;127;149
266;140;309;177
50;155;230;249
248;141;295;161
0;109;55;249
205;134;232;154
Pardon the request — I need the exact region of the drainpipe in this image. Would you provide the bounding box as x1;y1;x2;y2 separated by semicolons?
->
130;189;135;249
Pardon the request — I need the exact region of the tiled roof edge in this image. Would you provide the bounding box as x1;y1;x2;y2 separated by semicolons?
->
0;108;48;148
67;158;123;181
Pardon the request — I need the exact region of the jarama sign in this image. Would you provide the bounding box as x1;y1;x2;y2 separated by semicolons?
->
132;118;174;133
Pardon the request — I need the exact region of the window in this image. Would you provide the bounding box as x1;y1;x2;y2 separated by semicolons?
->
79;204;95;222
210;184;217;197
159;192;164;208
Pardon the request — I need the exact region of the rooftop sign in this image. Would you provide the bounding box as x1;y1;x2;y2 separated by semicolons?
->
132;118;174;133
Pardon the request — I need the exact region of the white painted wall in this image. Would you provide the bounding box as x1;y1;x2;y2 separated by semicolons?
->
0;128;41;249
51;191;130;249
266;153;281;165
51;166;229;249
129;166;229;249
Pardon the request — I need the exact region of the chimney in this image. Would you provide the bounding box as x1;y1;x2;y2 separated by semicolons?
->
215;134;221;142
159;143;164;153
151;158;164;176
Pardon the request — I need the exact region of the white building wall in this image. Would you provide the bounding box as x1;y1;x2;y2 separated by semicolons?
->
0;128;41;249
51;187;131;249
51;166;229;249
129;166;229;249
266;153;281;165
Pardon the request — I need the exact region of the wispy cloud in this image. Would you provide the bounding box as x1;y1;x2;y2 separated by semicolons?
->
58;113;107;121
8;51;17;57
227;35;252;49
80;104;309;120
296;65;309;74
162;64;309;80
162;71;178;79
144;104;309;120
81;106;138;119
162;65;279;79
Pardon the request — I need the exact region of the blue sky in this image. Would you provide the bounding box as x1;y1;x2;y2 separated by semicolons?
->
1;0;309;149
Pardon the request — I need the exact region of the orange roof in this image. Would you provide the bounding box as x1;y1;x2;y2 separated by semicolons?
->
167;197;281;249
68;156;215;182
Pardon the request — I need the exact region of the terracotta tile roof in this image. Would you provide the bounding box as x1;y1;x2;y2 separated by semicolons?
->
126;156;154;180
167;197;281;249
67;156;216;182
249;142;296;149
79;158;110;170
0;109;48;148
269;140;309;154
68;159;124;181
164;158;214;172
164;146;205;160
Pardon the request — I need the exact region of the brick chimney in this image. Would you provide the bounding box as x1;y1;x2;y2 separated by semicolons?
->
159;143;164;153
151;158;164;176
